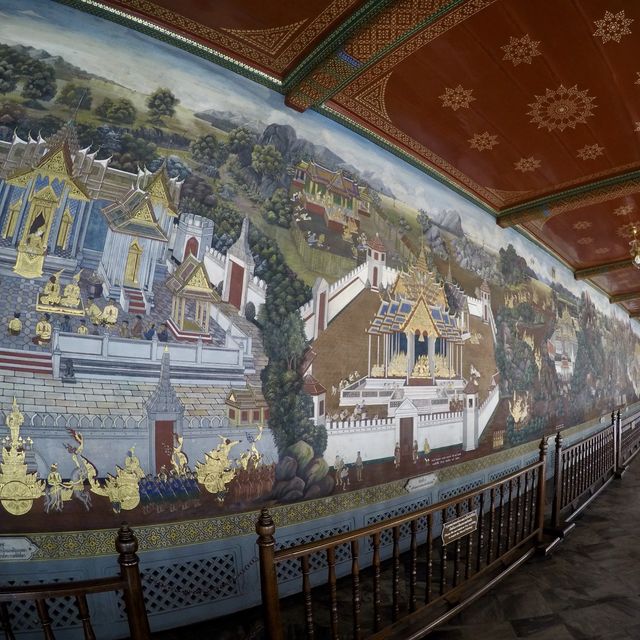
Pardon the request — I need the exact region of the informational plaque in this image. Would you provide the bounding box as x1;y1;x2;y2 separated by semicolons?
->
441;510;478;545
404;474;437;493
0;537;39;561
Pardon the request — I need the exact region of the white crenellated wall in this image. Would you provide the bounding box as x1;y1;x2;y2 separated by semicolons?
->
203;246;226;288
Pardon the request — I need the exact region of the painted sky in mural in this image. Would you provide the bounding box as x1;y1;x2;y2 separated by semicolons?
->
0;0;638;530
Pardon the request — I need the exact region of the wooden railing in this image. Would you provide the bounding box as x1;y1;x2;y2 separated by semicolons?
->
550;417;616;530
0;524;150;640
257;439;548;639
618;408;640;468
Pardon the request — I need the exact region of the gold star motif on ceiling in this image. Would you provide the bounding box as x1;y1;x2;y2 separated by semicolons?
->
501;34;542;66
617;222;638;239
577;237;594;245
576;143;605;160
593;10;633;44
635;122;640;132
439;85;475;111
528;85;597;132
468;132;499;151
614;203;634;216
635;72;640;85
573;220;592;230
514;156;541;172
594;247;610;255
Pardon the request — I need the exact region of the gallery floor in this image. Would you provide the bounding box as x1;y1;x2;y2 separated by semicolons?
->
153;460;640;640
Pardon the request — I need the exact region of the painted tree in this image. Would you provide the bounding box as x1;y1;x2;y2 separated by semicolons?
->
251;143;283;177
95;97;137;124
262;188;294;228
146;87;179;122
227;126;255;154
56;83;92;110
0;59;17;94
190;133;226;167
21;64;56;102
499;243;529;286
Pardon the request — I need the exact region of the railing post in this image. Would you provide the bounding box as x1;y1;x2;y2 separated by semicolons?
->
551;432;563;529
536;437;548;543
256;509;283;640
615;408;627;478
116;524;150;640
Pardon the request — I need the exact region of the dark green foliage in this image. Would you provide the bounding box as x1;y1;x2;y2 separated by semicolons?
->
227;126;255;154
56;83;92;110
417;209;433;233
95;97;137;124
505;414;546;447
109;133;157;172
251;143;283;177
146;87;179;121
190;134;226;166
0;59;17;94
21;64;56;102
499;244;529;286
262;188;293;228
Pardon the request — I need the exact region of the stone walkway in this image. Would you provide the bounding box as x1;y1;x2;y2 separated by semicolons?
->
153;455;640;639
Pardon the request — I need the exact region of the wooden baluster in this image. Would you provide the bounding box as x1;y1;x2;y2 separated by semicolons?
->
116;524;151;640
552;432;563;529
476;492;485;573
256;510;283;640
392;526;400;622
536;438;548;543
35;599;55;640
514;475;522;544
425;513;433;604
529;468;537;534
487;487;496;565
521;471;529;539
75;594;96;640
465;497;473;580
301;555;315;640
505;480;513;552
453;504;461;588
496;483;505;557
0;602;16;640
569;449;576;503
440;509;448;596
327;547;339;639
409;520;418;613
350;541;361;640
372;532;382;632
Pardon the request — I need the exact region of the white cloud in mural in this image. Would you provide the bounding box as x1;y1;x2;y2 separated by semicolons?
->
17;9;43;19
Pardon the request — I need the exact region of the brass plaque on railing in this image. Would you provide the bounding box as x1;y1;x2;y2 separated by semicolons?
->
441;511;478;545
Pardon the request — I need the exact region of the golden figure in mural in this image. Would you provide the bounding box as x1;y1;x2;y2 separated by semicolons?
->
195;436;239;498
88;446;145;513
86;297;103;325
411;355;430;378
509;391;529;426
40;270;63;305
60;271;83;309
14;229;46;278
102;301;119;327
171;436;189;475
7;312;22;336
32;313;52;345
0;399;45;516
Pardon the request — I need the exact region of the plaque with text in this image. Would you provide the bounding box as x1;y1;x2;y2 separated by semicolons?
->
441;511;478;545
404;473;438;493
0;537;39;561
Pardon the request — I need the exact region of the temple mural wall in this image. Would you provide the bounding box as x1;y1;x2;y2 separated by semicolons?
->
0;0;638;536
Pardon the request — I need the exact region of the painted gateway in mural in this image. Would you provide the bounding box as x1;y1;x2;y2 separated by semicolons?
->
0;0;639;531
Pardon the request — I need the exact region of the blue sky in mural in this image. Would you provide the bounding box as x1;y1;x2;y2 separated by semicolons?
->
0;0;631;320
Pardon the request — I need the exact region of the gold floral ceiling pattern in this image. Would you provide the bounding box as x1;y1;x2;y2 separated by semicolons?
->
92;0;640;314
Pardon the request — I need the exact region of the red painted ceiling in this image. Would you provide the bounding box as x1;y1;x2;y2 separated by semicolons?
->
96;0;640;316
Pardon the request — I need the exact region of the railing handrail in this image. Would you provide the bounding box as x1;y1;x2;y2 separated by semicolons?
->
0;576;125;601
274;457;544;563
560;422;614;457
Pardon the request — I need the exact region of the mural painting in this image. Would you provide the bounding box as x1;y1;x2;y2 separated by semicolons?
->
0;0;639;533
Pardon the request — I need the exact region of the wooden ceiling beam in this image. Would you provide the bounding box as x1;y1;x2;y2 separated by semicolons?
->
630;311;640;319
609;290;640;304
574;258;631;280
